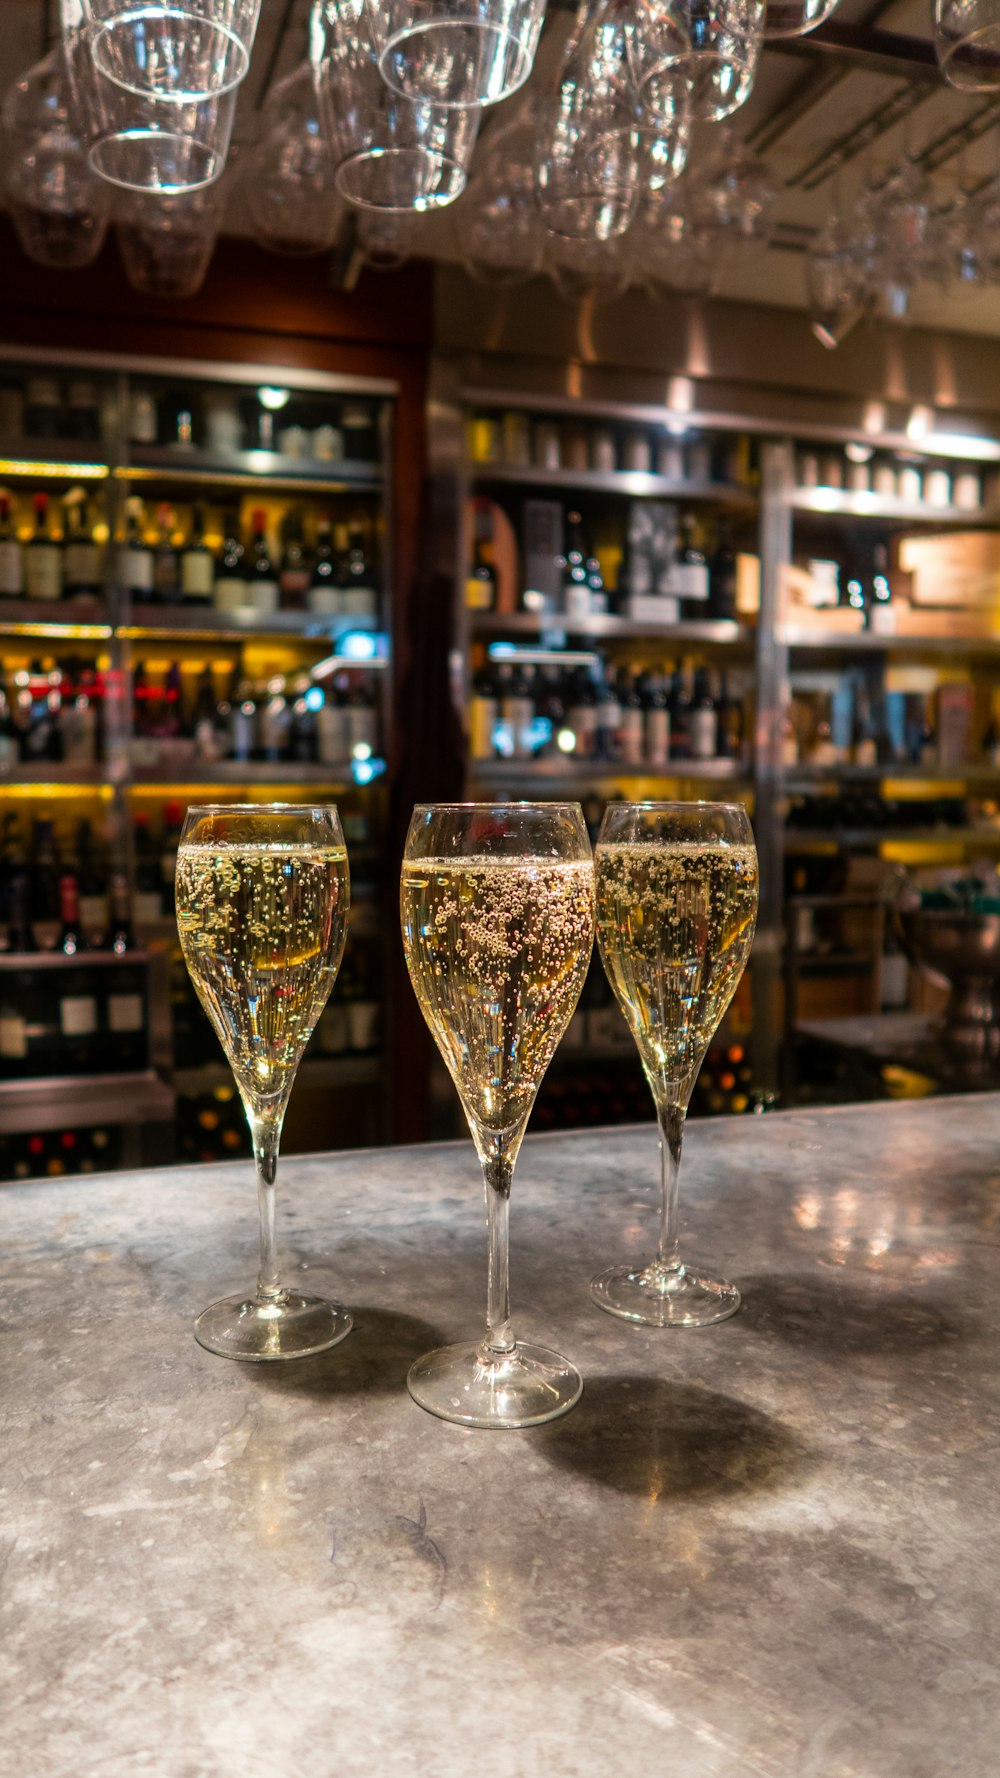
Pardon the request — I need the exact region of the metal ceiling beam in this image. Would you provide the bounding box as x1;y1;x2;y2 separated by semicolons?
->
789;78;934;189
780;20;942;80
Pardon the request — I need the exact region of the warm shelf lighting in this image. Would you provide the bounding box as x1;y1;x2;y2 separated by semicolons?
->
0;620;111;640
0;458;109;479
0;782;113;800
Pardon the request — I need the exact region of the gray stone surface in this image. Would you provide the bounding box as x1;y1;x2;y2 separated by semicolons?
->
2;1096;998;1778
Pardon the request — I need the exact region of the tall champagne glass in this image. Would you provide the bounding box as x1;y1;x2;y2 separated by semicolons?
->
176;803;352;1360
593;801;758;1327
400;802;595;1427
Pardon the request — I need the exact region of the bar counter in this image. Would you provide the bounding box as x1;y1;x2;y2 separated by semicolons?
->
5;1096;998;1776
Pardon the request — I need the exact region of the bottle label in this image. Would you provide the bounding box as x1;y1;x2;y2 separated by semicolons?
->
61;994;97;1038
347;709;379;752
0;539;22;596
675;563;709;601
0;1012;27;1059
469;697;497;760
65;543;101;590
621;712;644;763
343;586;377;618
107;993;144;1034
59;875;80;924
690;711;718;759
646;709;670;764
122;547;154;593
252;578;280;616
316;708;350;764
79;893;107;939
26;547;61;600
181;554;214;599
214;576;248;613
134;890;162;926
307;587;343;616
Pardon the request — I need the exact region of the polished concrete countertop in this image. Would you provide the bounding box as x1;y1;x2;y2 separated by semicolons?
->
3;1096;998;1778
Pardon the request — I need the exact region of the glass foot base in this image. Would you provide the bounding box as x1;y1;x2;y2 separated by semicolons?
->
407;1340;582;1429
194;1289;353;1362
590;1261;741;1329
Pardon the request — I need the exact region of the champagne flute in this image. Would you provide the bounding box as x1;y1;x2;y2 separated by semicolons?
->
400;802;595;1428
593;801;758;1327
176;803;352;1360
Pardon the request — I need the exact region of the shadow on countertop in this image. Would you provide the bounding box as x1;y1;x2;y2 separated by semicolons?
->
739;1273;965;1355
537;1376;810;1502
248;1305;447;1397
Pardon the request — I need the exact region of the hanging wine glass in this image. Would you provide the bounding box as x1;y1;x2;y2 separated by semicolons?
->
74;0;262;103
639;172;720;295
61;0;237;192
763;0;838;37
3;48;111;269
454;111;545;283
806;211;866;348
245;61;343;254
934;0;1000;91
357;209;423;266
637;0;764;123
364;0;546;108
634;69;692;188
315;0;479;211
536;0;641;242
116;184;223;297
547;229;635;303
703;136;777;242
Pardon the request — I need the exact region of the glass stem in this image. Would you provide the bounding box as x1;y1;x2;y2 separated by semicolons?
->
655;1100;686;1272
251;1114;282;1302
482;1146;515;1358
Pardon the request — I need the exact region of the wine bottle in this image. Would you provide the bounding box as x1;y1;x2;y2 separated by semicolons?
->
121;501;155;606
343;522;378;625
31;818;61;951
0;495;23;598
249;509;279;615
562;511;590;621
307;517;338;614
63;498;102;600
153;504;179;605
25;493;62;601
673;515;709;617
469;664;499;760
708;519;737;620
180;505;214;605
465;526;497;612
214;513;246;613
690;667;718;760
279;511;310;611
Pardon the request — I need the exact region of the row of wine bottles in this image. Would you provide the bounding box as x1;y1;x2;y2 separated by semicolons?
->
467;503;746;624
0;1125;120;1182
0;656;382;768
0;495;380;621
0;814;139;955
0;956;148;1077
469;657;748;766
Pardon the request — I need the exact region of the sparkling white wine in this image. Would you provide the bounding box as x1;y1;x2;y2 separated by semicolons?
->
400;855;594;1134
596;840;758;1099
176;842;349;1105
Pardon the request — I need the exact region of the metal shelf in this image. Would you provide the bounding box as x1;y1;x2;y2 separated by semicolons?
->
785;826;1000;850
787;763;1000;784
173;1054;381;1095
0;763;106;787
790;489;999;523
0;1069;174;1134
0;440;108;478
0;597;111;638
469;462;758;503
470;611;746;644
117;603;381;642
0;949;152;970
118;448;382;494
129;759;358;786
469;756;749;784
782;625;1000;655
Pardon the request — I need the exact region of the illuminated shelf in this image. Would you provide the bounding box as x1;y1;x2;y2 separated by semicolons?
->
785;826;1000;850
470;611;746;644
119;448;382;494
0;1069;173;1133
787;763;1000;785
0;764;106;788
0;440;108;479
117;604;385;644
173;1054;381;1095
469;463;758;504
791;488;1000;523
468;756;748;784
0;949;152;970
0;597;111;639
129;760;361;787
782;626;1000;656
